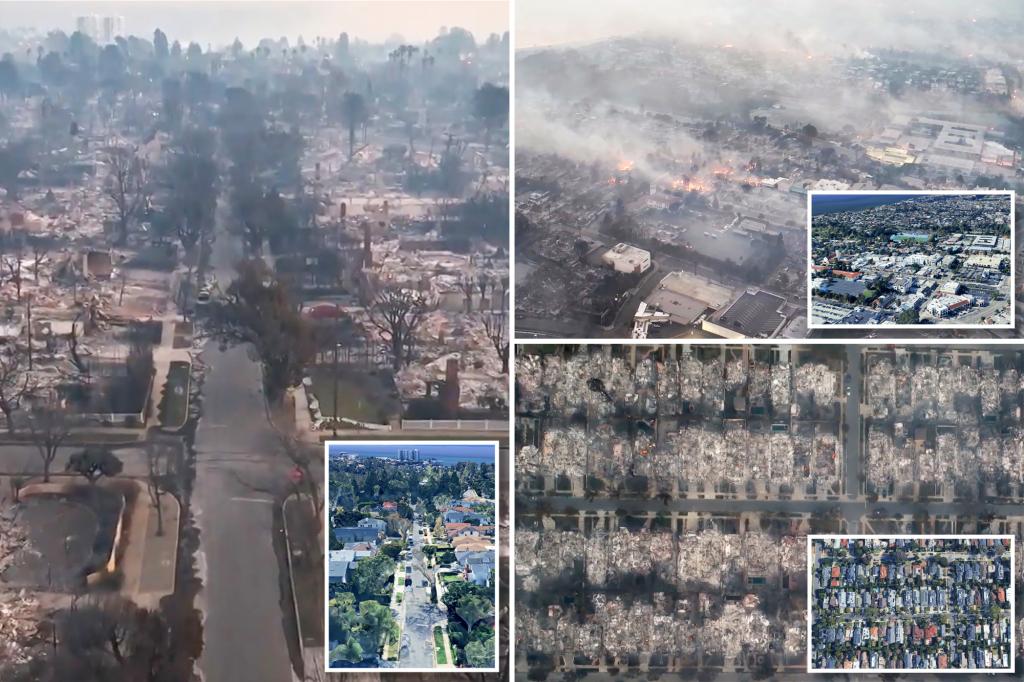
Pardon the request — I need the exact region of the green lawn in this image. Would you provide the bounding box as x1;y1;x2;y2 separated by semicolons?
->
384;625;401;661
441;573;463;584
307;365;398;424
159;361;191;430
433;626;447;665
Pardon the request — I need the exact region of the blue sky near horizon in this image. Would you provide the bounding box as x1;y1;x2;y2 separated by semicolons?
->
327;442;495;463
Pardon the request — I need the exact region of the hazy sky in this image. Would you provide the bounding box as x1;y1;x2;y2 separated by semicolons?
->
2;1;508;47
516;0;1024;53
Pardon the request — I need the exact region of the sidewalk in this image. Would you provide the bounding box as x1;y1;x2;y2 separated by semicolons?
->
437;622;456;670
0;428;147;447
282;494;325;679
111;478;180;609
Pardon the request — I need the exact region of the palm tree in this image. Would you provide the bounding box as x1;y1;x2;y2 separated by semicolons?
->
340;91;367;161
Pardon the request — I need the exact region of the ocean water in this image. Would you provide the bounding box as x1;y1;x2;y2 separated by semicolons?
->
327;443;495;466
812;193;917;216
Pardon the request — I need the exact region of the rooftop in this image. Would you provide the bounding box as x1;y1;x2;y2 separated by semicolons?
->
708;290;787;337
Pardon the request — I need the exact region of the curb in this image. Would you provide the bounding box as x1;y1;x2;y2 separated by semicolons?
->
0;432;146;447
281;494;310;669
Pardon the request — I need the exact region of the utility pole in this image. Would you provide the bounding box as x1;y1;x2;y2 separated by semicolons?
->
332;314;340;438
25;294;32;370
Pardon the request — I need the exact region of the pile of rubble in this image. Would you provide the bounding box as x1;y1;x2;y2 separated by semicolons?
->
909;365;944;421
606;530;655;585
657;358;681;412
667;424;840;488
0;507;40;667
867;357;1024;425
794;363;838;412
778;535;808;574
518;591;691;661
587;424;631;479
865;426;915;489
980;371;1000;415
866;358;899;419
699;603;771;659
868;422;1024;489
635;356;656;388
677;531;742;590
514;529;583;593
585;532;610;586
594;592;682;656
784;622;807;657
515;353;546;412
724;358;748;392
518;593;784;663
749;362;771;404
770;362;792;410
516;444;542;478
674;355;727;412
540;426;587;478
516;528;807;664
0;590;39;666
631;432;660;480
515;351;635;419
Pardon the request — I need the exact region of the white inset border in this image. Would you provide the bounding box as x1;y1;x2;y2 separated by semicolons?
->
807;534;1015;674
323;439;501;674
805;190;1015;331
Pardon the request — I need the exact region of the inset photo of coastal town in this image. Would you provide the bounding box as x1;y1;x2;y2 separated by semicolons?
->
809;192;1013;329
809;536;1014;672
324;440;497;672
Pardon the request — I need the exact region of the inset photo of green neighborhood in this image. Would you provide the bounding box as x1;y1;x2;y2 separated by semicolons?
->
809;536;1014;672
324;440;498;672
808;191;1013;329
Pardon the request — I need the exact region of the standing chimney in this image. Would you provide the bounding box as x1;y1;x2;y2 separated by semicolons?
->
440;357;460;418
362;222;372;269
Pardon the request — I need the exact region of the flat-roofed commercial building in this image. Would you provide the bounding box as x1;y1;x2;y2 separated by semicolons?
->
601;242;652;274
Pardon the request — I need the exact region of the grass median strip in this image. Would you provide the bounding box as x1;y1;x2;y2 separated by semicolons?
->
433;625;447;665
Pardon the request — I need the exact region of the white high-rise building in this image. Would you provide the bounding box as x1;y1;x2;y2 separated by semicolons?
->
75;15;124;44
100;15;124;44
75;15;99;40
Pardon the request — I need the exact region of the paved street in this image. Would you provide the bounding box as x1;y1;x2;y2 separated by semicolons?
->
522;489;1024;527
398;518;442;668
192;216;296;682
0;444;147;477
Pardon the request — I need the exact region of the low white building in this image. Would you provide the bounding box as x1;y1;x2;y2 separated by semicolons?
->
926;294;972;318
601;243;652;274
899;293;925;311
938;281;963;296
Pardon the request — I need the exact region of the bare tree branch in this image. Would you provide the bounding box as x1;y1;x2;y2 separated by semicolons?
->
0;348;34;434
26;405;73;483
366;288;434;370
104;145;148;245
481;310;509;374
